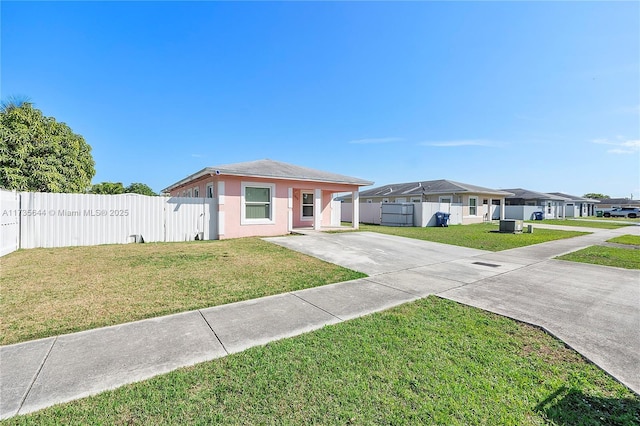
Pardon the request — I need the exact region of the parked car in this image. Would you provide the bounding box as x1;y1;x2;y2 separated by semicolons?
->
603;207;639;218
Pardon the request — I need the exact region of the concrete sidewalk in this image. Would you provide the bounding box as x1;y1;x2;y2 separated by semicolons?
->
2;225;638;419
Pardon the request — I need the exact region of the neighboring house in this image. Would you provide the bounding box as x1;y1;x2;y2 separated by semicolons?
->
341;179;514;224
547;192;599;217
162;159;373;239
502;188;570;220
593;198;640;209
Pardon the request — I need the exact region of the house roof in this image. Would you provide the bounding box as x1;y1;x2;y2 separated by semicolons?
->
501;188;570;201
547;192;600;203
162;159;374;193
359;179;514;198
594;197;639;206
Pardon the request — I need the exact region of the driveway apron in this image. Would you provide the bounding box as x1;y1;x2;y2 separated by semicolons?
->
268;229;640;394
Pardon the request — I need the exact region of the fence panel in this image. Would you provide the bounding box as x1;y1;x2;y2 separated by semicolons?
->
0;190;20;256
164;197;217;242
10;192;217;250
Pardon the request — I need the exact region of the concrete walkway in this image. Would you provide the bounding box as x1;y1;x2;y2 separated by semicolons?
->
1;224;638;419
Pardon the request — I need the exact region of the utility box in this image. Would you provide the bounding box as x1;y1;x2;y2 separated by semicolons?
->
499;220;523;233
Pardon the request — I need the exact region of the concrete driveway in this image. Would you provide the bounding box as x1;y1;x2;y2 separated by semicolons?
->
268;229;640;394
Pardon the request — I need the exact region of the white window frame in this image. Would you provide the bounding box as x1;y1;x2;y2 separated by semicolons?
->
206;183;214;198
395;197;407;203
300;191;314;222
241;181;276;225
469;196;478;216
193;187;199;198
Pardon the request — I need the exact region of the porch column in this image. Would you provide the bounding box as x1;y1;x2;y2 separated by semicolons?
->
500;199;505;220
287;187;293;233
314;189;322;230
217;181;225;239
488;198;493;221
352;190;360;230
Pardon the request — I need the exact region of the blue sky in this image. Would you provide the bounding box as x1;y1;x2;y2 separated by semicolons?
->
2;1;638;197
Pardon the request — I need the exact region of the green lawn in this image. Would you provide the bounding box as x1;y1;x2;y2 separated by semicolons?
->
556;246;640;269
0;239;365;345
525;219;636;229
3;297;637;425
357;223;589;251
607;234;640;246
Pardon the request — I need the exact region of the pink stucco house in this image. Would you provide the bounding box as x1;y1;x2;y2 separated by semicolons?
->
162;159;373;239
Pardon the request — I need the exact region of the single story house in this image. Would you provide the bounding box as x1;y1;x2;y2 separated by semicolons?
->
592;198;640;210
341;179;514;224
547;192;599;217
162;159;373;239
502;188;570;220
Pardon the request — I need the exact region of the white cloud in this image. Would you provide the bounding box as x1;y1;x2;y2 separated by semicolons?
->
348;137;404;144
593;137;640;155
419;139;498;147
607;149;634;154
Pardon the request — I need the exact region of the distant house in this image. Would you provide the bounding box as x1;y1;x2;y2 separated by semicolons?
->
547;192;599;217
341;179;514;224
502;188;570;220
162;159;373;239
593;198;640;210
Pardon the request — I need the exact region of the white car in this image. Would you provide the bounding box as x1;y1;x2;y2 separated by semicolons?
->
603;208;639;218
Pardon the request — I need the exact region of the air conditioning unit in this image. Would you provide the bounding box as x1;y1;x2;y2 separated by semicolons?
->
499;220;523;233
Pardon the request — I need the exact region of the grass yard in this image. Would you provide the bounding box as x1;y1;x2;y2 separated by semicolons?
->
607;234;640;246
356;223;589;251
3;297;637;425
0;239;365;345
525;219;636;229
556;245;640;270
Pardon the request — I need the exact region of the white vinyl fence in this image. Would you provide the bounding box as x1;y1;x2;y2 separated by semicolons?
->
342;202;464;227
0;190;217;256
1;190;20;256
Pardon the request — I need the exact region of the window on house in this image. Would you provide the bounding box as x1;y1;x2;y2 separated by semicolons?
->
187;189;192;197
193;187;199;198
206;184;214;198
382;198;390;203
302;192;314;220
242;182;275;224
469;197;478;216
411;198;422;203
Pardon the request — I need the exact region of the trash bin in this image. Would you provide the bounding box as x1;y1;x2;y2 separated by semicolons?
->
435;212;450;227
596;211;603;217
533;211;544;221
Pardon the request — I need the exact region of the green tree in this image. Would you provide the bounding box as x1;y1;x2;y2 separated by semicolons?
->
583;193;610;199
90;182;125;194
125;182;156;196
0;101;95;192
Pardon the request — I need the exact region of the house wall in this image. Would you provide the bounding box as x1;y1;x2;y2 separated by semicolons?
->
170;174;358;239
